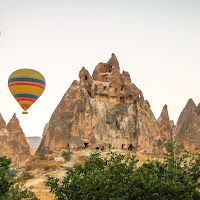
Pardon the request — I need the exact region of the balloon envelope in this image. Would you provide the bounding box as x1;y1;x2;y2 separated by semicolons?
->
8;68;46;113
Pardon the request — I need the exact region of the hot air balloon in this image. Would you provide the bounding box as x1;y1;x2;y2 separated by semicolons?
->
8;68;46;114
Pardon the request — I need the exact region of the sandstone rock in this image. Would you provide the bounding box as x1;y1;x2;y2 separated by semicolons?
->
175;110;200;151
175;99;200;152
0;113;31;166
7;114;29;147
176;98;196;127
195;103;200;116
0;113;6;129
37;54;164;155
157;105;173;142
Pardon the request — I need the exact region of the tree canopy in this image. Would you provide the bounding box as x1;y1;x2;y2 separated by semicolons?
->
0;156;38;200
47;142;200;200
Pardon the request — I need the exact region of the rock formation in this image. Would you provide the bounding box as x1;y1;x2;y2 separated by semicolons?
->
0;113;31;166
157;105;174;142
176;98;196;128
175;99;200;151
37;54;166;155
0;113;6;129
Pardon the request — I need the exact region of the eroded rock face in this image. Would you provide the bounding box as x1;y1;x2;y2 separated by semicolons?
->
0;113;6;129
175;99;200;151
157;105;173;142
0;114;31;166
37;54;165;155
176;98;196;128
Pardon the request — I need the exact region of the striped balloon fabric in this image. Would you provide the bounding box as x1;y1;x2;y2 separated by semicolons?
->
8;68;46;114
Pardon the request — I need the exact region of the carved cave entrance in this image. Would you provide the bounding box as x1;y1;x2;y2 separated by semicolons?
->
128;144;133;151
84;143;89;148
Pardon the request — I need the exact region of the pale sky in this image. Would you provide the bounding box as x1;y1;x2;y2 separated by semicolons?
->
0;0;199;137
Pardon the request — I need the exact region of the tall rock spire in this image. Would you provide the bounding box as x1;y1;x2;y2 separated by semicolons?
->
0;113;31;166
176;98;196;127
157;105;173;142
0;113;6;129
37;54;164;155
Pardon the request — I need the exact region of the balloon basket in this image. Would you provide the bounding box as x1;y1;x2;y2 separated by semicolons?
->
22;111;28;114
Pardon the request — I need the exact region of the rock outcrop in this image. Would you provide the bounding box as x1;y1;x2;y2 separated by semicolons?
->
0;113;6;129
157;105;174;142
0;113;31;166
176;98;196;128
175;99;200;151
37;54;165;155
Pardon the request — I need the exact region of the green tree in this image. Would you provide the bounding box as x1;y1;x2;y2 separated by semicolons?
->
46;143;200;200
0;156;13;199
6;183;38;200
0;156;38;200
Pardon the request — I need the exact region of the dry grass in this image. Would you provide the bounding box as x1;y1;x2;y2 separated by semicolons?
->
28;180;55;200
24;159;63;172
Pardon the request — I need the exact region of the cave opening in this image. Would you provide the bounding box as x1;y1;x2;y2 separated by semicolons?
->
128;144;133;151
116;121;120;129
84;143;89;148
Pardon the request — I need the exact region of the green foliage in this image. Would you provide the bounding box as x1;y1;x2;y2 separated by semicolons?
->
6;183;39;200
0;156;38;200
61;151;73;161
19;170;34;181
6;167;18;179
47;143;200;200
0;156;13;199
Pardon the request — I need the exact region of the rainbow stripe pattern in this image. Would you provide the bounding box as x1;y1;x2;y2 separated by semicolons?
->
8;68;46;112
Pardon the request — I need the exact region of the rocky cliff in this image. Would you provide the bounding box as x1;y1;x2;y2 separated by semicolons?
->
175;99;200;151
37;54;175;155
0;113;31;166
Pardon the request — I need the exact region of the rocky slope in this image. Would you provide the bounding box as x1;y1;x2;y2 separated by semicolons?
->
0;113;31;166
175;99;200;151
37;54;175;155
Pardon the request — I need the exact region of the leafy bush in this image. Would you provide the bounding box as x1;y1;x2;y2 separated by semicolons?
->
47;142;200;200
61;151;73;161
0;156;13;199
7;183;38;200
19;170;34;182
6;167;18;179
0;156;38;199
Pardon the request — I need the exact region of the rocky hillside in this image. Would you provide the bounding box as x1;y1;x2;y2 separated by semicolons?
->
37;54;175;155
0;113;31;166
175;99;200;151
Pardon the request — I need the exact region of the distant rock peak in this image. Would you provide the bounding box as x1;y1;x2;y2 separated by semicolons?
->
176;98;196;126
0;113;31;166
0;113;6;129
